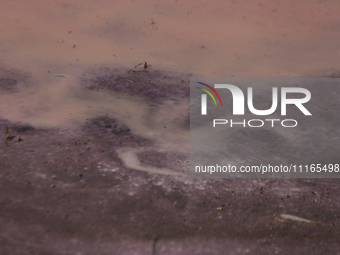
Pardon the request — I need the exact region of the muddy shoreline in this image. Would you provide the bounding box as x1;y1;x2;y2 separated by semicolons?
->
0;66;340;254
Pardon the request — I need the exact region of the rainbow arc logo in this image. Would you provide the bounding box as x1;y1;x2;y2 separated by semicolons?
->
196;82;222;115
196;82;222;106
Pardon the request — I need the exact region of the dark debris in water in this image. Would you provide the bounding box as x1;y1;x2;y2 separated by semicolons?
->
80;67;191;103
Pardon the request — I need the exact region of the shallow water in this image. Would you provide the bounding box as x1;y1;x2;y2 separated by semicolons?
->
1;0;340;149
1;0;340;128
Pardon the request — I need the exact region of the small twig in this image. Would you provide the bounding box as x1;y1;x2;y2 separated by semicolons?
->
5;126;10;140
130;62;149;72
134;62;142;69
128;61;149;82
152;237;158;255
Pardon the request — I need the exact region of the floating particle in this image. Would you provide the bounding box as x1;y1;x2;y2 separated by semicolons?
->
54;74;69;77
